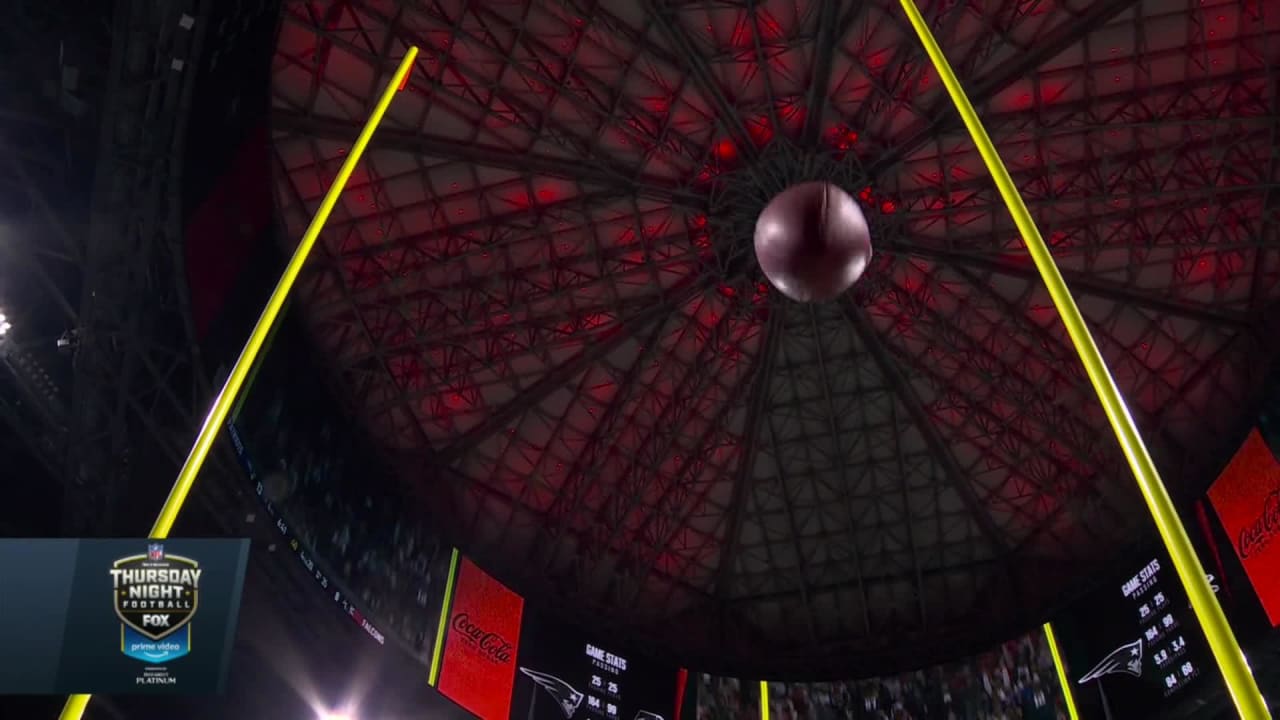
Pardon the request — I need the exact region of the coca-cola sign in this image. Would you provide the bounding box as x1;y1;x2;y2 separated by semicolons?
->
436;558;524;720
1208;429;1280;628
452;611;514;663
1238;488;1280;559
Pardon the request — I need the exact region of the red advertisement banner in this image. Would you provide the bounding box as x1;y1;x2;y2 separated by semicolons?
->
437;558;525;719
1207;428;1280;627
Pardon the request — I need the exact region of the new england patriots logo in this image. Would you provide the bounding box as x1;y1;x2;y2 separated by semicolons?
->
1078;638;1144;684
520;667;585;718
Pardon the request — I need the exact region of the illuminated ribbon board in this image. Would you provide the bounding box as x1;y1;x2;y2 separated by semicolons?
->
227;422;388;646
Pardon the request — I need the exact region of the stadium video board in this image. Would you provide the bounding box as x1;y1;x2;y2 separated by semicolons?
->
763;626;1060;720
1051;548;1219;719
512;606;689;720
696;674;760;720
1207;428;1280;627
433;557;689;720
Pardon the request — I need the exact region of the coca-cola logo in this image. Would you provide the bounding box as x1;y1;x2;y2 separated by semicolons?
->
1238;488;1280;559
452;612;514;663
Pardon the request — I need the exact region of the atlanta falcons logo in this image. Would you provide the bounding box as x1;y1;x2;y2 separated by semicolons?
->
1078;639;1144;684
520;667;585;718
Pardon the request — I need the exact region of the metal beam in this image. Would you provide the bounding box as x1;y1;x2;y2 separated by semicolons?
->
842;302;1011;554
622;301;779;612
726;555;1004;605
0;375;62;480
273;111;706;208
713;309;780;600
868;0;1146;179
891;124;1272;206
602;308;745;606
942;262;1135;547
805;304;873;634
459;461;716;601
68;0;200;535
800;0;843;146
435;274;713;463
0;138;83;264
643;0;759;161
350;0;703;205
882;240;1255;328
274;151;438;454
886;378;929;628
1251;71;1280;312
526;317;671;570
761;408;821;644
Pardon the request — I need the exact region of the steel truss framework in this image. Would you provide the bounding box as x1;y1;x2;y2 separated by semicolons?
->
61;0;219;537
0;0;225;537
0;0;198;552
270;0;1280;675
0;0;109;486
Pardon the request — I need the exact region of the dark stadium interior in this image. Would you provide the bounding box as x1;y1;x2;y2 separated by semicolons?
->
2;0;1280;719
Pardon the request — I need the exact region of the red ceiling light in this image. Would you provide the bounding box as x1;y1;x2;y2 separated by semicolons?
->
747;116;774;146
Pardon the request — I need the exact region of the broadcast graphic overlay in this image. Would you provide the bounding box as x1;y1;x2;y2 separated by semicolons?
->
0;538;249;694
511;606;687;720
435;557;525;720
1207;427;1280;627
111;543;201;665
1052;549;1220;719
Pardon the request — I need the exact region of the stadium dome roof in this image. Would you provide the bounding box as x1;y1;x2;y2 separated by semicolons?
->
268;0;1280;676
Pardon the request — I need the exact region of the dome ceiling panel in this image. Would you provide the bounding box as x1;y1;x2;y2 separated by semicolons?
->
270;0;1280;675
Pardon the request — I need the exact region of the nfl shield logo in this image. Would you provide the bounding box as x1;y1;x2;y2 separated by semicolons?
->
148;543;164;561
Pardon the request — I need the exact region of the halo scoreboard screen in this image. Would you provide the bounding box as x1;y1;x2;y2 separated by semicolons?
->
511;607;686;720
1052;548;1221;718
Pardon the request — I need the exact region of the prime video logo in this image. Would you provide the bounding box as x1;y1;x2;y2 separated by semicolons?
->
129;639;184;655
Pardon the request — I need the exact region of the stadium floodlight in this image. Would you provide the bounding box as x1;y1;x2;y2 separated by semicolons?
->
0;312;9;337
318;702;361;720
